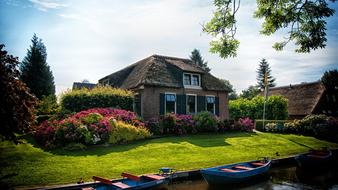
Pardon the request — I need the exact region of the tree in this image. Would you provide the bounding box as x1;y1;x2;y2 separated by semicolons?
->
189;49;211;72
257;58;276;90
20;34;55;99
204;0;336;59
321;69;338;92
220;79;238;100
240;85;260;99
0;44;37;143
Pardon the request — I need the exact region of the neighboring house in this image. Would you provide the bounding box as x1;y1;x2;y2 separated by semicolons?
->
266;81;338;119
72;82;96;90
99;54;230;120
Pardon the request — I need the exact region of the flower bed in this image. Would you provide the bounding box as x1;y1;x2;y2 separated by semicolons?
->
34;108;149;149
144;112;254;135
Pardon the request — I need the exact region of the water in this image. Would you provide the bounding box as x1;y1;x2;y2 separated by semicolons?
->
167;166;338;190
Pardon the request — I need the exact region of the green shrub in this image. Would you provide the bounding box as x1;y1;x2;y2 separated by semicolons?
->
36;95;60;115
82;113;104;125
108;120;151;144
60;86;134;113
229;95;288;120
193;111;218;132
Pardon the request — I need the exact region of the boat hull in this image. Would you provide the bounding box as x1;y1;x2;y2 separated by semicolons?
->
201;160;271;185
295;150;332;169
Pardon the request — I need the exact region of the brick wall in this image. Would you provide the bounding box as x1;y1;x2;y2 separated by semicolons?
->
140;86;229;120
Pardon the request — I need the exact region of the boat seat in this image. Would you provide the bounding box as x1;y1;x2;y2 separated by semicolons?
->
92;176;112;185
220;168;238;172
233;165;253;170
144;174;165;180
250;162;265;166
121;172;141;181
112;182;131;189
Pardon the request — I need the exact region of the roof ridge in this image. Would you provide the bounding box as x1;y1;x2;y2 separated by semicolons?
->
270;81;321;90
152;54;191;61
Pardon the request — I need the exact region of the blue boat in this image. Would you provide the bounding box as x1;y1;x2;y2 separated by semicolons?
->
91;172;170;190
295;149;332;168
200;159;271;185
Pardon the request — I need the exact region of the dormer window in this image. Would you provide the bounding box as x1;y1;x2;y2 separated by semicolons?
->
183;73;200;87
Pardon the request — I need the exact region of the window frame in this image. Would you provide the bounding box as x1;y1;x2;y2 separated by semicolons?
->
186;94;197;114
205;95;216;114
183;72;201;89
164;92;176;114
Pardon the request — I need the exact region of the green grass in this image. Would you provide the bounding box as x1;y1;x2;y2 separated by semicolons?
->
0;132;337;188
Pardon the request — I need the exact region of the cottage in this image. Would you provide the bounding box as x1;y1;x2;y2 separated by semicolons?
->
267;81;338;119
99;55;230;120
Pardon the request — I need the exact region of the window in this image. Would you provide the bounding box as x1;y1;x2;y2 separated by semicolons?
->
187;95;196;114
183;73;200;87
206;96;215;114
192;75;199;86
183;74;191;85
165;93;176;114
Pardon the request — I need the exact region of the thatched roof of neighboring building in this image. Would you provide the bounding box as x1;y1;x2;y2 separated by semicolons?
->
72;82;96;90
267;82;325;116
99;54;229;91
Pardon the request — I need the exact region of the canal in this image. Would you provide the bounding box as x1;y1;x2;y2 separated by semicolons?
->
167;165;338;190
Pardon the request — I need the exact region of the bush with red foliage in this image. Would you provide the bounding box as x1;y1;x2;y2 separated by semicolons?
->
0;44;37;143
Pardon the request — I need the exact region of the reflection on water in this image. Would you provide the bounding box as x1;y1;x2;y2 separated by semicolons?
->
167;165;338;190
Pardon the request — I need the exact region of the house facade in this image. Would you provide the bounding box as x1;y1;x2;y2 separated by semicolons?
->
267;82;338;119
98;55;230;120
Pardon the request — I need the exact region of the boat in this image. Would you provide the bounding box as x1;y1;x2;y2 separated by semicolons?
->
92;172;170;190
200;159;271;185
295;149;332;168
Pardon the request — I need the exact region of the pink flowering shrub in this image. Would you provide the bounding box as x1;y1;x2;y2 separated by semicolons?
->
238;117;254;132
34;108;147;148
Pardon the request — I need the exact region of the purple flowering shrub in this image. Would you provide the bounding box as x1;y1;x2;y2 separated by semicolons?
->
238;117;254;132
34;108;147;148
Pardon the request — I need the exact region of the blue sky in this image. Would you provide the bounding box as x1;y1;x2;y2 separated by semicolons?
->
1;0;338;96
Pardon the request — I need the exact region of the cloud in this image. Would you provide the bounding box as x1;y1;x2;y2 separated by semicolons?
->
29;0;67;11
3;0;338;95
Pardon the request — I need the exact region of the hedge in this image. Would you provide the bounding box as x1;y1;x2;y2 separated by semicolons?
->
258;115;338;142
229;95;288;120
60;86;134;113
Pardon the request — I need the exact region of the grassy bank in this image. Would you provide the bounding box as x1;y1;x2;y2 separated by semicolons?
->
0;132;337;188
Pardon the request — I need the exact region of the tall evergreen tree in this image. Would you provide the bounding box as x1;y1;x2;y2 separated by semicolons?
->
256;58;276;90
20;34;55;99
189;49;210;72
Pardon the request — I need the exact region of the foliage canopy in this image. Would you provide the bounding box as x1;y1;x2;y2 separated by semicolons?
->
204;0;336;59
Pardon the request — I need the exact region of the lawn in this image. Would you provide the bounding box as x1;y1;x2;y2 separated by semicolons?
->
0;132;337;188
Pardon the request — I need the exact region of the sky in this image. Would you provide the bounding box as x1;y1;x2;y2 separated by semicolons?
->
1;0;338;96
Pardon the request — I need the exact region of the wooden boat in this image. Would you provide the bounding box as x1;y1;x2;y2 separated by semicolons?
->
92;172;169;190
295;149;332;168
200;159;271;185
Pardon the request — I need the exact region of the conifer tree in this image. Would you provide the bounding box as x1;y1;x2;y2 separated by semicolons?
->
256;58;276;90
189;49;210;72
20;34;55;99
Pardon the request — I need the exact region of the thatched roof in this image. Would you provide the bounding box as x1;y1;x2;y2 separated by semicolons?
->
267;82;325;116
72;82;96;90
99;54;229;91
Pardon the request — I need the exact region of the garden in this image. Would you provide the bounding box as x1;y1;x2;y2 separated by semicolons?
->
1;86;338;188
